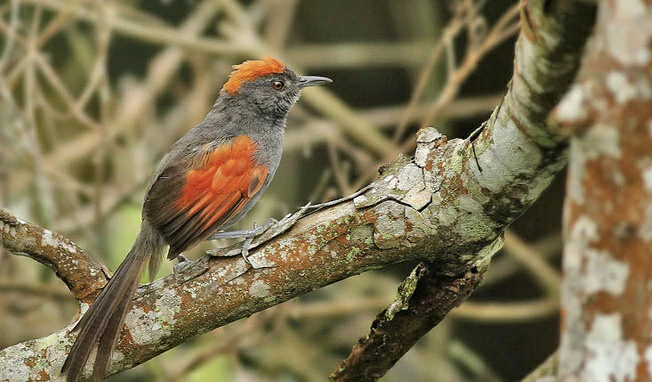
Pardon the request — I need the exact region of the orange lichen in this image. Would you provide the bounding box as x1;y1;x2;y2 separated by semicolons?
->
221;57;286;95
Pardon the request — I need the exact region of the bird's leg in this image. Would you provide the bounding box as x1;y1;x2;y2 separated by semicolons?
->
172;254;192;275
210;218;277;264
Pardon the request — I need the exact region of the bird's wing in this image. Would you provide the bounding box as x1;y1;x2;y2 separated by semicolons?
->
143;135;268;259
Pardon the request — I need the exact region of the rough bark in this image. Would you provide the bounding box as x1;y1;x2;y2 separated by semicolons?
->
0;210;108;302
331;0;596;379
0;0;596;380
553;0;652;380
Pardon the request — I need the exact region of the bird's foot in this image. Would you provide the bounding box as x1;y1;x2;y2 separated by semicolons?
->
172;254;193;275
172;254;211;283
208;219;277;267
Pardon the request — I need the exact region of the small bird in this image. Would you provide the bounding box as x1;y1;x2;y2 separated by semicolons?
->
61;57;332;381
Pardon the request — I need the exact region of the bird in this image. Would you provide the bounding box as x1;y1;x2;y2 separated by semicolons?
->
61;57;332;381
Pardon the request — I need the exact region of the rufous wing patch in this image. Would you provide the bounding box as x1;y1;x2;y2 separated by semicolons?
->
144;135;269;259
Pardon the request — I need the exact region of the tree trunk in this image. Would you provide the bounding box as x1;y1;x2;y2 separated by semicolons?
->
555;0;652;380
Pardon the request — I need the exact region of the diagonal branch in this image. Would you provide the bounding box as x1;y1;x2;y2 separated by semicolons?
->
0;0;595;380
330;263;487;381
331;0;596;379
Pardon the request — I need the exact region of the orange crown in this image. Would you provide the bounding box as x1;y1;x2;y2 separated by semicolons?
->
221;57;286;95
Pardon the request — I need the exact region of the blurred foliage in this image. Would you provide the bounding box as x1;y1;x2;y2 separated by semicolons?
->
0;0;563;380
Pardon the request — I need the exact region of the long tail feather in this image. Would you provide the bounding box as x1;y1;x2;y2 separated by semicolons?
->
62;223;163;381
92;277;139;381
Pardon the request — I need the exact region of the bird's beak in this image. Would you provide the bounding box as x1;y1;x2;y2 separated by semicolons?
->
298;75;333;87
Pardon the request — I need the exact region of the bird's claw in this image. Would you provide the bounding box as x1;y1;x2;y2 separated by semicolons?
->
208;220;275;269
173;254;192;276
239;236;254;267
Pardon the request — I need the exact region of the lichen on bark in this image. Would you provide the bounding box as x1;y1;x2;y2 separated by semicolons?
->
553;0;652;380
0;0;598;379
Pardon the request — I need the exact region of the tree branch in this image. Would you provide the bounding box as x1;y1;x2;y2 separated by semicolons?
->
0;209;107;302
331;0;596;379
0;0;596;380
330;263;487;381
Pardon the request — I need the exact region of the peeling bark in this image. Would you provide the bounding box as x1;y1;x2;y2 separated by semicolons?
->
0;0;598;380
333;0;596;379
554;0;652;381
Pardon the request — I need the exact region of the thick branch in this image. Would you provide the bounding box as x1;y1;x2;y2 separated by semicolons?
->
330;0;596;379
0;1;595;380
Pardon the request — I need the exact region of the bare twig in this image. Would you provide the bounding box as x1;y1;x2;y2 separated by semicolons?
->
353;3;521;191
393;0;480;142
504;230;561;296
0;281;75;302
419;4;520;129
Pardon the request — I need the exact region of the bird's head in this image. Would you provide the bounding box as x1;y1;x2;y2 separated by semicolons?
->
221;57;332;116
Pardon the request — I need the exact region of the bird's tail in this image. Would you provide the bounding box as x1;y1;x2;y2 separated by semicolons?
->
62;223;164;382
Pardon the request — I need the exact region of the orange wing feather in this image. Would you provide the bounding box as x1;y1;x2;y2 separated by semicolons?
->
144;136;268;259
222;57;286;95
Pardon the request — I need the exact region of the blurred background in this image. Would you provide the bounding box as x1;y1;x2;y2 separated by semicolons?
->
0;0;563;380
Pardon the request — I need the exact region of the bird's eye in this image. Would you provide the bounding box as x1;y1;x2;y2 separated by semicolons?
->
272;80;285;91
